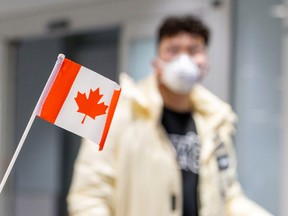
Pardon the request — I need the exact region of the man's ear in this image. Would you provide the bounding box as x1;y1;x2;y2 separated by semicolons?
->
151;57;163;79
151;57;158;69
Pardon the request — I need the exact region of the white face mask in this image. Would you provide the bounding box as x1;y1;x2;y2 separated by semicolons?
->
160;54;201;94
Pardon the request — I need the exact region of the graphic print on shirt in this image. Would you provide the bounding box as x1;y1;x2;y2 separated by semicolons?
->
169;131;200;174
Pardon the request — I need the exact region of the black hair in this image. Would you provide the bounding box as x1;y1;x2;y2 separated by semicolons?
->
157;15;210;45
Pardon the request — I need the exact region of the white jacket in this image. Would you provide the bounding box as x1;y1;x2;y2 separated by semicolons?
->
67;73;272;216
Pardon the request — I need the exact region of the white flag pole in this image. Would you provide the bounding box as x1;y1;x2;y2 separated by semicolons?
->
0;114;36;193
0;54;65;194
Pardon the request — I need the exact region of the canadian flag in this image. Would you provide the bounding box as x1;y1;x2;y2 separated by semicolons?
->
35;54;121;151
0;54;122;193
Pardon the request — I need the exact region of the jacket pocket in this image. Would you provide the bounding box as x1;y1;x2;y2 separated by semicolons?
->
171;194;176;211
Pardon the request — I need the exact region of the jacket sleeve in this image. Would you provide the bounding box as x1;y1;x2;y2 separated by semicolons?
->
67;136;117;216
220;119;273;216
225;191;273;216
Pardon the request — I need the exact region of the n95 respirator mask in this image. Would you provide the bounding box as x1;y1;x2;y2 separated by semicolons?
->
161;54;201;94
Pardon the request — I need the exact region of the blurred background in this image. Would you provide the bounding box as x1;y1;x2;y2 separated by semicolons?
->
0;0;286;215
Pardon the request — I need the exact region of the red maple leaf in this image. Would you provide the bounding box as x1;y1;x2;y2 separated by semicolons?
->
74;88;108;124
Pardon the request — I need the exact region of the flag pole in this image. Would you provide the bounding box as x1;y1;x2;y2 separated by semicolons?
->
0;113;36;194
0;54;65;194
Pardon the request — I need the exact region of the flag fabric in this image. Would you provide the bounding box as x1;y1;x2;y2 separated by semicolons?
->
35;54;121;151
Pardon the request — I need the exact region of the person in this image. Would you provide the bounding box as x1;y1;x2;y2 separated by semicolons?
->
67;15;272;216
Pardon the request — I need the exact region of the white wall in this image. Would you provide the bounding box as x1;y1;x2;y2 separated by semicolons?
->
0;0;100;15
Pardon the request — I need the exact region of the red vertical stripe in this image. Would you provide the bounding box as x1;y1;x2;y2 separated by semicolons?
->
98;88;121;151
39;58;81;124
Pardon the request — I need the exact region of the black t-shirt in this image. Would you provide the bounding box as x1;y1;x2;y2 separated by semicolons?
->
161;107;200;216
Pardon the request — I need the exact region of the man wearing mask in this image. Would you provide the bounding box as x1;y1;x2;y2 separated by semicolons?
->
67;15;272;216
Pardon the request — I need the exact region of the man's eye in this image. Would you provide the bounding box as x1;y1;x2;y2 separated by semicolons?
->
188;46;205;55
168;47;179;55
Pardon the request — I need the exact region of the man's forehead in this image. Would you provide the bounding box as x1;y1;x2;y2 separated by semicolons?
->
160;33;205;46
